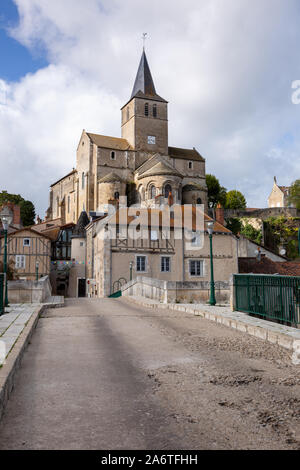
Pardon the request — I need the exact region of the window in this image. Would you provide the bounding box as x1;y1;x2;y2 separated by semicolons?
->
148;135;156;145
111;151;116;160
197;198;202;205
150;230;158;241
16;255;25;269
23;238;30;247
150;185;156;199
145;103;149;116
164;184;172;199
136;256;147;272
114;192;120;200
153;104;157;118
191;232;201;247
82;172;85;190
188;161;193;170
161;257;171;272
189;260;204;277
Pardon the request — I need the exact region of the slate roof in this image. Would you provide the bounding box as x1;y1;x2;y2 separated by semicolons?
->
130;51;167;103
72;211;90;237
87;133;132;151
168;147;205;162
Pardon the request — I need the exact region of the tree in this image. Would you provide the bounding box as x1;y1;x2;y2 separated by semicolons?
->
206;174;227;208
225;190;247;210
20;200;36;227
0;191;36;226
288;179;300;210
226;218;242;235
241;223;262;245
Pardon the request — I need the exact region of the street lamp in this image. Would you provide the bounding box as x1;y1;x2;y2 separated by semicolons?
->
36;261;40;281
0;206;13;308
206;219;216;306
130;261;134;281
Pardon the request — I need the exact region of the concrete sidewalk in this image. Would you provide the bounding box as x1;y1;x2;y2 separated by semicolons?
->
122;296;300;365
0;297;64;420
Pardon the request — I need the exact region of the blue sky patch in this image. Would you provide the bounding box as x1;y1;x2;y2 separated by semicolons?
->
0;0;48;82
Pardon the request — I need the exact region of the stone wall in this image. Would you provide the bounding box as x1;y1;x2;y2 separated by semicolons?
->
8;276;52;304
122;276;230;304
224;207;299;220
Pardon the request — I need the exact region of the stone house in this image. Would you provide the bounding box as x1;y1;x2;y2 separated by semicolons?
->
268;177;294;208
0;228;51;281
85;206;238;299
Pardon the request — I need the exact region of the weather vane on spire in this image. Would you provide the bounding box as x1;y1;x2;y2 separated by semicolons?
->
142;33;148;50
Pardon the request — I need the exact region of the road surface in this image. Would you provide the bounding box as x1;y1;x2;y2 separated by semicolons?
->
0;298;299;450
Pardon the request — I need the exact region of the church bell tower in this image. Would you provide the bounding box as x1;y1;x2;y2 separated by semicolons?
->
121;50;168;155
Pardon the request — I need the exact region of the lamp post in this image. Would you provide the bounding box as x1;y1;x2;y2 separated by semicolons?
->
130;261;133;281
36;261;40;281
0;206;13;308
206;220;216;306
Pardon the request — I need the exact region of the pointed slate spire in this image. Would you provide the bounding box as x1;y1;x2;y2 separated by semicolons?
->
131;50;156;98
130;51;167;102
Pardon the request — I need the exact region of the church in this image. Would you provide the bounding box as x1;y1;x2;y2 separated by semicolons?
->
47;50;208;222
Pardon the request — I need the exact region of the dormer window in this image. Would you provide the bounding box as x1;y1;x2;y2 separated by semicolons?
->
153;104;157;118
145;103;149;116
111;151;116;160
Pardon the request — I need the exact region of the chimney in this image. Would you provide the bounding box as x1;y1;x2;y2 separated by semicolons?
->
215;203;225;226
0;202;22;228
13;204;21;227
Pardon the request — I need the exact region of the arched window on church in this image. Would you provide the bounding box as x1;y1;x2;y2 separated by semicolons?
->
153;104;157;118
197;198;202;205
145;103;149;117
149;185;156;199
164;184;172;199
114;192;120;200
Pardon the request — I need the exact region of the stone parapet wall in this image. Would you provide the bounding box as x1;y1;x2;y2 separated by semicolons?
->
8;276;52;304
121;276;230;304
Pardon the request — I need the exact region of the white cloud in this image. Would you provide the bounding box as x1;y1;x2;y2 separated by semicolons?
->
0;0;300;216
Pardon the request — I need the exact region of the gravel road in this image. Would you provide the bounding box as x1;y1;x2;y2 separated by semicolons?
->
0;297;298;450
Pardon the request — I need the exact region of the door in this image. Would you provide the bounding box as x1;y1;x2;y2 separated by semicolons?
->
78;278;86;298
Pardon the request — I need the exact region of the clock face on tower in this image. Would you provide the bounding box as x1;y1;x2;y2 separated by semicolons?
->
147;136;156;145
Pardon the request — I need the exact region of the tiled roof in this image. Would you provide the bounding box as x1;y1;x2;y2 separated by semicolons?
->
278;186;290;195
51;170;77;188
168;146;205;162
138;161;183;179
87;133;132;151
98;172;124;183
111;206;232;234
239;256;300;276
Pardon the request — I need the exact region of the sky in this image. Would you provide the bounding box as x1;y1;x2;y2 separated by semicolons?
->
0;0;300;218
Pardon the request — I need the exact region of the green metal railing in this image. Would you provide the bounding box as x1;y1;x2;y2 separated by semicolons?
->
234;274;300;327
0;274;4;316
